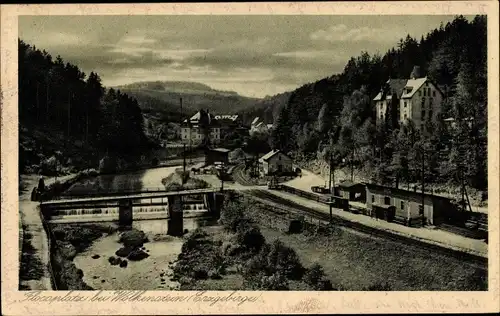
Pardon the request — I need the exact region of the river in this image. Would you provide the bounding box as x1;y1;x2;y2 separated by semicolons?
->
73;217;216;290
67;165;217;290
64;166;180;195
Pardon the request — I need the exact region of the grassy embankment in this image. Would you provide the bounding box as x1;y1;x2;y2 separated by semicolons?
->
171;192;487;291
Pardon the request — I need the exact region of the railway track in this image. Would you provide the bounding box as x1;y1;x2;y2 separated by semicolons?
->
245;189;488;270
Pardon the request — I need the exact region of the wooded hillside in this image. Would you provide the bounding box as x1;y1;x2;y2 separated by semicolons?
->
18;39;154;174
268;15;487;190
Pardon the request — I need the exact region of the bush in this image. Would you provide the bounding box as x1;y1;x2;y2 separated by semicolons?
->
267;240;305;280
304;263;333;290
236;224;265;252
244;271;289;290
304;263;325;287
40;156;59;176
220;200;246;232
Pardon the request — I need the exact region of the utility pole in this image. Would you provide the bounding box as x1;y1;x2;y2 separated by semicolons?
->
421;143;425;227
351;147;354;182
180;97;186;173
67;88;71;138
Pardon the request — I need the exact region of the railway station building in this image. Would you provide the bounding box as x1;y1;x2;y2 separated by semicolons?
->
365;183;453;226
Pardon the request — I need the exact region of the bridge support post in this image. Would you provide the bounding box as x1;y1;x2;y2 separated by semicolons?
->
167;195;184;236
207;192;224;219
119;199;133;227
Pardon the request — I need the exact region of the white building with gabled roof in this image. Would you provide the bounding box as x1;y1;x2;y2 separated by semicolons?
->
373;66;444;132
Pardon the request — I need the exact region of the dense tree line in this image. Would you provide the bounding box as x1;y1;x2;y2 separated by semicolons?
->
19;39;153;171
269;15;487;190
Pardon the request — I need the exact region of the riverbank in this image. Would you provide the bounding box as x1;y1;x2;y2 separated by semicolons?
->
18;173;78;290
70;217;214;290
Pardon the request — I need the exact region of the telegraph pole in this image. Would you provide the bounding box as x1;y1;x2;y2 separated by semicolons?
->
421;143;425;227
180;97;186;173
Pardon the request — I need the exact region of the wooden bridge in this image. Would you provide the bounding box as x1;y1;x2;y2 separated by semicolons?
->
39;188;225;236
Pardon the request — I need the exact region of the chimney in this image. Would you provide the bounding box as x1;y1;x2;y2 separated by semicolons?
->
410;66;421;79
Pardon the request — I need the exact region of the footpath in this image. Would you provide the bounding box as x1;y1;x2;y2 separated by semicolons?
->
18;173;76;290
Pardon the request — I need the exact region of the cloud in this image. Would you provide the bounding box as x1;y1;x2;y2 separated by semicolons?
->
121;35;157;45
310;24;404;43
273;50;350;60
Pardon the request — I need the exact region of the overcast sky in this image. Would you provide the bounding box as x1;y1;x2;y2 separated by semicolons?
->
19;15;461;98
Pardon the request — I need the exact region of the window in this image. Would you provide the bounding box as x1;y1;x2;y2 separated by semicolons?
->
371;195;375;203
404;114;407;120
422;110;425;118
384;196;391;205
401;201;405;210
404;101;407;107
278;155;281;161
418;91;421;96
419;205;424;215
432;90;436;97
423;89;426;97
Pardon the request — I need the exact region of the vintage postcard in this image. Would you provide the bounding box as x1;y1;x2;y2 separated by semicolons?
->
1;2;499;315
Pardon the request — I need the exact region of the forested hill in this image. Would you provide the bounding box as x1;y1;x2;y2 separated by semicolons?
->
269;15;487;190
114;81;262;116
18;39;155;174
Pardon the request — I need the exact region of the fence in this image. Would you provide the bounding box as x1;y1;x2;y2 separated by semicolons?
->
274;184;332;204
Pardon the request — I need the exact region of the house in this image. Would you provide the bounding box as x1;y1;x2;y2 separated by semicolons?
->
373;66;444;133
205;148;231;166
337;181;366;202
181;111;245;146
181;110;220;146
250;117;271;135
365;183;452;226
258;149;293;176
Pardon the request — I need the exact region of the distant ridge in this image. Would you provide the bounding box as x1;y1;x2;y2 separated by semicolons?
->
113;80;240;97
113;80;262;115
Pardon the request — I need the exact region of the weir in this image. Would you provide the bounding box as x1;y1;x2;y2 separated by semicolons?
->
40;188;226;236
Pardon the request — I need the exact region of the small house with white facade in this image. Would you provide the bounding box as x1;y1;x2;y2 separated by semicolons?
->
258;149;293;176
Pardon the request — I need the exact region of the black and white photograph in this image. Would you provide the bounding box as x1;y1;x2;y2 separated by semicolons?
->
13;12;490;294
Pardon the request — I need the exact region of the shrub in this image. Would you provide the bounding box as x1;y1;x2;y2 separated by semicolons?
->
236;224;265;252
267;239;305;280
304;263;325;287
220;200;246;232
304;263;333;290
40;156;59;176
244;271;289;290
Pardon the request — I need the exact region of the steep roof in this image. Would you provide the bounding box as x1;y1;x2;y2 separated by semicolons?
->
259;149;289;162
401;77;428;99
373;79;408;101
251;117;261;125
